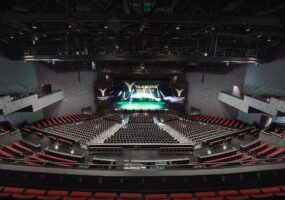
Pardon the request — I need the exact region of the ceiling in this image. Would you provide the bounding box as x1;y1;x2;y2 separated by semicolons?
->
0;0;285;73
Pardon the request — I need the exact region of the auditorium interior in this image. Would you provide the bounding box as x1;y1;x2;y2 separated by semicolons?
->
1;0;285;199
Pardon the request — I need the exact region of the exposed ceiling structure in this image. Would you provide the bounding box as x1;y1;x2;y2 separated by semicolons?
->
0;0;285;73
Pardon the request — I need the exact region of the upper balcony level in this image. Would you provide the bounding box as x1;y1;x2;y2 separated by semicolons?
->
0;91;64;115
218;91;285;117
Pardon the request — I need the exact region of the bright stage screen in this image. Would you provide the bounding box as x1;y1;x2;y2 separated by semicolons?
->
110;80;184;110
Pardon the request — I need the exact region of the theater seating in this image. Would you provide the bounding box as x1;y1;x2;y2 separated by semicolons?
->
1;185;285;200
104;123;178;143
128;113;154;123
46;118;117;143
158;114;179;123
104;114;123;123
165;117;234;144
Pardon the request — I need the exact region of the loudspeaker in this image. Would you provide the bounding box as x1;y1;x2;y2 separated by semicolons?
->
41;84;52;95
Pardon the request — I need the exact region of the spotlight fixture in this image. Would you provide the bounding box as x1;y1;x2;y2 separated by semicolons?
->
32;24;37;29
245;27;250;32
176;25;180;30
257;34;262;38
104;25;108;29
10;35;14;39
204;52;208;56
19;32;23;35
267;37;271;42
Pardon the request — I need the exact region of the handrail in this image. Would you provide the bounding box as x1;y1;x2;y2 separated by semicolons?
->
0;156;283;170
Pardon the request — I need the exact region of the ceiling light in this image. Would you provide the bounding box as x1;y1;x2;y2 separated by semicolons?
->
70;149;75;154
211;26;215;30
43;34;47;37
207;149;212;154
204;52;208;56
55;144;59;150
176;26;180;30
223;145;227;150
245;27;250;32
257;34;262;38
10;35;14;39
32;24;37;29
68;24;72;29
104;25;108;29
267;37;271;42
19;32;23;35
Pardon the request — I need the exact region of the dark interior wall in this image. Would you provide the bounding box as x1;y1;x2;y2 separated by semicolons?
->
36;64;97;118
185;66;246;118
0;57;43;125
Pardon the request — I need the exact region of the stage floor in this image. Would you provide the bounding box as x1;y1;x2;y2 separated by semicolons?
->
115;101;166;110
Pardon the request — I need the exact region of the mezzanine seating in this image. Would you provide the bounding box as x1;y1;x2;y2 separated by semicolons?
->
103;114;123;123
104;123;178;144
158;114;179;122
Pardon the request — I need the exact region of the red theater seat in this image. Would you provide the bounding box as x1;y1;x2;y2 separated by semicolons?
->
70;191;93;198
217;190;239;197
260;187;281;193
250;193;274;199
25;189;46;195
225;196;250;200
145;194;168;200
36;196;61;200
62;197;87;200
3;187;24;194
94;193;116;199
47;190;68;196
170;193;193;200
119;193;142;200
11;193;35;200
239;189;260;195
195;192;216;198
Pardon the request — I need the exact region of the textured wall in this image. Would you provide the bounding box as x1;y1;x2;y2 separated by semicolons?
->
243;58;285;96
0;57;43;125
36;64;97;118
185;67;246;118
237;58;285;124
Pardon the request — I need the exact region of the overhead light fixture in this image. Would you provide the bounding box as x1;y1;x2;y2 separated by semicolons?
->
245;27;250;32
68;24;72;29
43;34;47;37
204;52;208;56
257;34;262;38
70;149;75;154
176;25;180;30
19;32;23;35
32;24;37;29
10;35;14;39
267;37;271;42
211;26;215;30
104;25;108;29
207;149;212;154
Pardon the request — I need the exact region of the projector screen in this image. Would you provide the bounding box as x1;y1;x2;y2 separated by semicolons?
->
110;80;185;110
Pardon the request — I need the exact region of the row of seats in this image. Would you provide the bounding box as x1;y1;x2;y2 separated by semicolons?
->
103;114;123;123
34;114;96;128
128;113;154;123
189;114;246;129
209;137;232;147
1;185;285;200
158;114;179;122
104;123;179;143
272;128;285;138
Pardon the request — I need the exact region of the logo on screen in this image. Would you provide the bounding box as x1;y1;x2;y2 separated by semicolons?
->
124;82;136;92
175;89;184;97
98;88;109;101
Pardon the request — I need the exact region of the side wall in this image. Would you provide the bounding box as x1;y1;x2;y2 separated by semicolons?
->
185;67;246;118
36;64;97;118
238;58;285;124
0;57;43;125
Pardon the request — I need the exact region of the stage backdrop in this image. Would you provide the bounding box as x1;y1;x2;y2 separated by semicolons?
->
106;80;187;110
